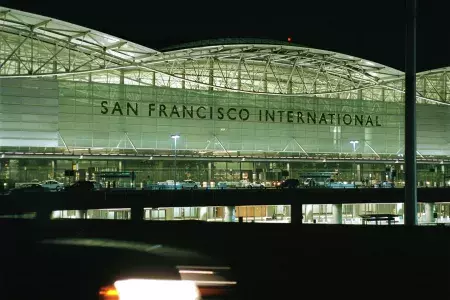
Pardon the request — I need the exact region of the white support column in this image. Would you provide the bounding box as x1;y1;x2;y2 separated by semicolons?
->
181;63;186;89
119;70;125;102
51;160;57;179
332;204;343;224
199;207;208;221
165;208;174;220
208;59;214;91
396;203;404;216
305;204;313;223
107;211;115;220
263;70;268;93
208;207;215;219
237;62;241;90
424;203;435;223
53;43;57;78
51;211;62;219
224;206;236;222
356;164;361;182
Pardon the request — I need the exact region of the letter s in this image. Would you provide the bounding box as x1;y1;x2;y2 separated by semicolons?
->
218;107;224;120
101;101;108;114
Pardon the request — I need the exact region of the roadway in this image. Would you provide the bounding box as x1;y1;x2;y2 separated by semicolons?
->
1;219;449;299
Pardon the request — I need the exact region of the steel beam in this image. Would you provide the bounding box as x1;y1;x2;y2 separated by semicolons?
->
0;32;31;71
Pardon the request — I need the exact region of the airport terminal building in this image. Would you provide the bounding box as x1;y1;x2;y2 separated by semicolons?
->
0;7;449;223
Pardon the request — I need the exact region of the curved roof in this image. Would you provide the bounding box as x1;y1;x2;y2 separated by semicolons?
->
150;42;403;95
0;6;159;74
0;6;449;105
161;38;309;51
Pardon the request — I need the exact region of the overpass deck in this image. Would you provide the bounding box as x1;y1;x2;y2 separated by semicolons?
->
1;188;449;221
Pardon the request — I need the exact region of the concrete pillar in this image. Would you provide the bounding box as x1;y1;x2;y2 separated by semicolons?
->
291;202;303;224
199;207;208;221
356;164;361;182
118;161;123;172
424;203;435;223
131;206;144;222
224;206;236;222
36;208;52;221
331;204;343;224
165;208;174;220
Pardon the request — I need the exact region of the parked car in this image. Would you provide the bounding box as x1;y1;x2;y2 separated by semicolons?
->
180;179;200;189
41;180;65;191
65;181;102;192
9;183;50;194
216;182;228;189
374;181;395;188
246;181;265;189
279;179;300;189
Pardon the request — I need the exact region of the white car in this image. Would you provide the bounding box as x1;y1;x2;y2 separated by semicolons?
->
180;179;200;189
246;181;265;189
41;180;65;191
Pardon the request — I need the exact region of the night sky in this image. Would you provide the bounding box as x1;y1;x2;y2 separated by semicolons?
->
0;0;448;72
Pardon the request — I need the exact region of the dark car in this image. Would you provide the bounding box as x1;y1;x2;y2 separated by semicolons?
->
9;183;50;194
65;181;102;192
279;179;300;189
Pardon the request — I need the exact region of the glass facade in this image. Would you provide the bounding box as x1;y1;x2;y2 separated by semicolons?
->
1;78;449;156
43;203;450;225
1;159;449;190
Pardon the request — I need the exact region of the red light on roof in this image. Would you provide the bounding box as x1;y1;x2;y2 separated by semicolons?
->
287;37;292;42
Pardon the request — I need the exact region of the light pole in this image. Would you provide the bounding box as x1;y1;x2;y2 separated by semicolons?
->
404;0;418;226
350;140;359;187
171;134;180;189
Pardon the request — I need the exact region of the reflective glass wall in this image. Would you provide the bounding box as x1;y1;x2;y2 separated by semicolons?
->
1;78;449;157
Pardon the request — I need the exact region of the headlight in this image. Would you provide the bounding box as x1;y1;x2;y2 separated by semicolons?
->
99;279;201;300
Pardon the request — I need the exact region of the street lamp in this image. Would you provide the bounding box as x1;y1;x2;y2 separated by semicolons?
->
349;140;359;187
171;134;180;188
